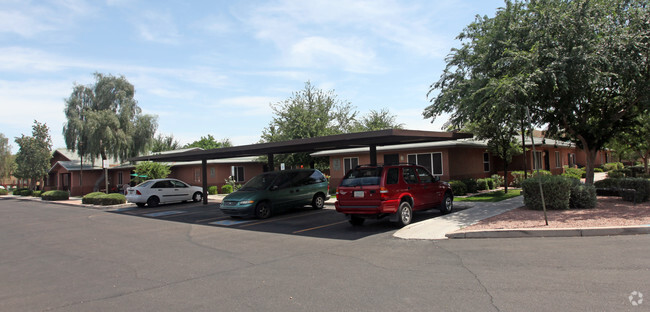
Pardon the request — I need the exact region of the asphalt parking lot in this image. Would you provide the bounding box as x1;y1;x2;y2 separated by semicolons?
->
109;202;456;240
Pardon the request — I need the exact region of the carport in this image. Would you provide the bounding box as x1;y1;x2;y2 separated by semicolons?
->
129;129;472;204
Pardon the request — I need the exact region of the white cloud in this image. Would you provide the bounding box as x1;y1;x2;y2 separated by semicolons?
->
0;0;94;37
288;36;382;74
216;96;278;116
135;11;181;44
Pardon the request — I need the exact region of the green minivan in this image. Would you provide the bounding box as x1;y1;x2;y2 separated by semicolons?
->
220;169;330;219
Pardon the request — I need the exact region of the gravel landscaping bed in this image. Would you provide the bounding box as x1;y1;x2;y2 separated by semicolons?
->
459;196;650;231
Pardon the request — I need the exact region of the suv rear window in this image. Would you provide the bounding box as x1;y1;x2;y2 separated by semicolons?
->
340;167;383;186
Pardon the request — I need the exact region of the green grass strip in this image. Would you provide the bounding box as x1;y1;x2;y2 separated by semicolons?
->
454;189;522;202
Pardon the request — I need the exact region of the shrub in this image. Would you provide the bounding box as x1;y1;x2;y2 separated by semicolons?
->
594;178;621;189
221;184;234;194
594;167;604;173
510;171;526;187
476;178;489;191
491;174;505;188
0;189;8;195
20;189;33;196
82;192;126;205
569;180;597;208
486;178;495;190
607;170;626;179
627;165;646;178
522;175;572;210
562;167;584;180
32;191;42;197
12;188;28;195
41;190;69;201
603;162;624;171
462;179;478;193
208;186;218;195
449;180;467;196
617;178;650;202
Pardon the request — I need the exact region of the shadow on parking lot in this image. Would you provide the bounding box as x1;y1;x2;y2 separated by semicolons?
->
108;202;467;241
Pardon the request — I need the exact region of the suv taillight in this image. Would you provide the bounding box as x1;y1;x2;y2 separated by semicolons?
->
136;190;142;195
335;187;339;195
379;187;388;200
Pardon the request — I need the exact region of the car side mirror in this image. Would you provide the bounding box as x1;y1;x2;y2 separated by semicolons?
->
270;185;279;191
433;176;440;182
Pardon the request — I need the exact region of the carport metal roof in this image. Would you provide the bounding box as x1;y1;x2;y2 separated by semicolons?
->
129;129;473;204
130;129;472;162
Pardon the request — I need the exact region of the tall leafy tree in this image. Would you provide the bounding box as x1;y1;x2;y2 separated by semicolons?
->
134;161;171;182
14;121;52;190
612;110;650;173
261;81;358;168
425;0;649;185
184;134;232;150
150;133;182;153
0;133;13;181
63;73;158;191
353;108;404;132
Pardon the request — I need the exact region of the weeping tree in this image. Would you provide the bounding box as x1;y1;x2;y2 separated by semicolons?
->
63;73;158;192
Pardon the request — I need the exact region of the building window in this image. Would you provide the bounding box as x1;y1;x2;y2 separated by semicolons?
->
231;166;244;182
210;167;216;177
568;153;576;167
407;153;443;175
533;151;543;170
483;153;490;172
194;169;201;182
343;157;359;174
555;151;562;168
118;172;123;185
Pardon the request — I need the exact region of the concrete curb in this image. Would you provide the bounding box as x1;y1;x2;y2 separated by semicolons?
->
447;225;650;239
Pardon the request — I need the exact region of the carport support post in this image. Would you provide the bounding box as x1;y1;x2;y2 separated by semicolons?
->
202;159;208;205
267;153;274;172
369;145;377;166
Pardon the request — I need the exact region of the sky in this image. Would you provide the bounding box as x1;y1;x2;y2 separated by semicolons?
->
1;0;506;153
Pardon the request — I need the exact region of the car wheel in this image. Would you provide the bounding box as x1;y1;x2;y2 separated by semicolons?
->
255;201;272;219
349;215;365;226
136;203;146;208
311;194;325;209
396;201;412;227
439;193;453;215
192;192;203;202
147;196;160;207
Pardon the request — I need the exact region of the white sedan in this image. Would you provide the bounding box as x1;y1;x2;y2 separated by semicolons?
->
126;178;204;207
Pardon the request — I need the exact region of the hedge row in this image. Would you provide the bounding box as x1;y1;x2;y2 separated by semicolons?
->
594;178;650;203
42;190;69;201
82;192;126;205
0;189;8;195
522;175;596;210
208;186;218;195
450;176;501;196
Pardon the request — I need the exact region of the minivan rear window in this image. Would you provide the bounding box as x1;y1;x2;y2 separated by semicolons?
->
340;168;383;186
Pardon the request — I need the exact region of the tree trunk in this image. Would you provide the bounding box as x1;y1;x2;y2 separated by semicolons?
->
521;120;528;179
643;150;649;174
503;158;509;193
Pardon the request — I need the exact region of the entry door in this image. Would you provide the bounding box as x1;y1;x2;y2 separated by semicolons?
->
61;173;71;191
384;154;399;165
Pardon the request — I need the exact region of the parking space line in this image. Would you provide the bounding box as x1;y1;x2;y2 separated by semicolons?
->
292;220;349;234
196;216;230;223
143;210;186;217
238;210;329;228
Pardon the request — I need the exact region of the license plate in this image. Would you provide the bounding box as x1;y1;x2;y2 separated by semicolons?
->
354;191;364;198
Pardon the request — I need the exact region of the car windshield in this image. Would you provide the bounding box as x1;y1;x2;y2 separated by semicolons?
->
340;167;383;186
239;173;278;191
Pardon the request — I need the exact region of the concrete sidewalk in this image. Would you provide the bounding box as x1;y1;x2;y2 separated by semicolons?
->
394;196;525;240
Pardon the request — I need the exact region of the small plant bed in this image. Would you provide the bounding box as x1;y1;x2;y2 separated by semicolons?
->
82;192;127;205
459;196;650;231
455;189;521;202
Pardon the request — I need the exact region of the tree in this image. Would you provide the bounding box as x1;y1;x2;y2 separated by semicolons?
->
0;133;13;181
425;0;649;185
63;73;158;192
261;81;358;168
184;134;232;150
612;110;650;173
150;133;182;153
133;161;171;182
352;108;404;132
14;121;52;190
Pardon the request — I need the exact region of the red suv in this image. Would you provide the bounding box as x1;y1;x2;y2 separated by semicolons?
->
335;164;453;227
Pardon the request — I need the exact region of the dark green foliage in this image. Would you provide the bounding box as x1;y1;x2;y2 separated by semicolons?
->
562;167;585;180
32;191;42;197
208;186;218;195
82;192;126;205
594;178;621;189
603;162;624;171
486;178;495;190
569;179;597;209
41;190;69;201
617;178;650;202
0;189;7;195
476;179;489;191
594;168;604;173
607;170;626;179
20;189;33;196
221;184;233;194
491;174;505;187
462;179;478;193
449;180;467;196
12;188;28;195
522;175;572;210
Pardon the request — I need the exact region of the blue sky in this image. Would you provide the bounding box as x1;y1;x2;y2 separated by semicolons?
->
1;0;506;152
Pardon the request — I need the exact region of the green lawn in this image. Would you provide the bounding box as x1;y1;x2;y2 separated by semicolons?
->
454;189;522;202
